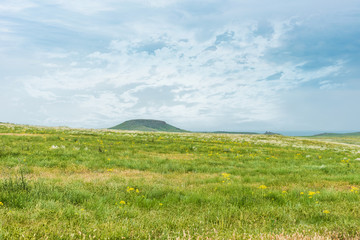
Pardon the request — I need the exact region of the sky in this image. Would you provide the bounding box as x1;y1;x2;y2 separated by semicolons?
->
0;0;360;133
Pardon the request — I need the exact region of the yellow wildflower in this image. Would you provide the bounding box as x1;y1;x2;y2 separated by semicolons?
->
351;186;359;193
221;173;231;179
323;210;330;214
0;202;3;206
258;185;267;189
300;192;304;195
119;201;126;205
127;187;135;192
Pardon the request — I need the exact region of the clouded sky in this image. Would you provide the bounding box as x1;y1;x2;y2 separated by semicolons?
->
1;0;359;133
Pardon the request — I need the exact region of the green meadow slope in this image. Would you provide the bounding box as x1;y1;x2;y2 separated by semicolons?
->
309;132;360;146
110;119;187;132
314;132;360;137
0;123;360;239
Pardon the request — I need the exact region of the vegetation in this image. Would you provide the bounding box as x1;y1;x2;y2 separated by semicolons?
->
110;119;187;132
209;131;258;135
313;132;360;137
309;133;360;146
0;123;360;239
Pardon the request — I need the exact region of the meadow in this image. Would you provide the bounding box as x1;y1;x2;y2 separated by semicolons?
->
0;123;360;239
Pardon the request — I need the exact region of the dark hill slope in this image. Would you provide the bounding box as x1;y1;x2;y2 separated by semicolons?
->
109;119;187;132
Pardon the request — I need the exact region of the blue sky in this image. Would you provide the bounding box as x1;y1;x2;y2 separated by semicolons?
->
1;0;359;133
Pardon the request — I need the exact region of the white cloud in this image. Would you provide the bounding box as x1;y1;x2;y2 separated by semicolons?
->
50;0;180;15
319;80;344;90
24;83;57;100
19;19;343;128
0;0;36;12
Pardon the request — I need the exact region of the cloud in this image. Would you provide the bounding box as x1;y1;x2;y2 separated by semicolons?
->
19;19;344;129
319;80;344;90
0;0;36;12
49;0;181;15
1;0;359;131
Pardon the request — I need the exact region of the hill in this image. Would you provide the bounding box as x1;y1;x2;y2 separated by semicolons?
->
209;131;259;134
109;119;187;132
313;132;360;137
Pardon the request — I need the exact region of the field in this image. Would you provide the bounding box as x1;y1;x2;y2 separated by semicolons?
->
1;123;360;239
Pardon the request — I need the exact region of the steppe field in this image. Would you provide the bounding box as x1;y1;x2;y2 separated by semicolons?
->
0;123;360;239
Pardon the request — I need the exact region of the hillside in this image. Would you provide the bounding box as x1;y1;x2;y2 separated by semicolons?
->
109;119;187;132
211;131;259;134
309;132;360;146
313;132;360;137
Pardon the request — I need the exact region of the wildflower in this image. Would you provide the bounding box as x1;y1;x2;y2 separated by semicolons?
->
300;192;304;195
127;187;135;192
323;210;330;214
308;191;316;196
107;168;113;172
282;191;287;194
351;186;359;193
258;185;267;189
119;201;126;205
136;189;139;193
0;202;3;206
221;173;231;179
159;203;163;206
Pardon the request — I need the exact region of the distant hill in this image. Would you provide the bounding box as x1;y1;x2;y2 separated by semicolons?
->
109;119;187;132
312;132;360;137
210;131;259;135
264;131;282;135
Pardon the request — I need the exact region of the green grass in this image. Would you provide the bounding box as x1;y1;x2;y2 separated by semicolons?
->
0;123;360;239
313;132;360;137
308;134;360;146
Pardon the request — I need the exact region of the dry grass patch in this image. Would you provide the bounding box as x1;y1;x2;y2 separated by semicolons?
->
0;133;46;137
12;167;219;187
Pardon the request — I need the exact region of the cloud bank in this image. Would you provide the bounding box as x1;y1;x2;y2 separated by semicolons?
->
0;0;359;132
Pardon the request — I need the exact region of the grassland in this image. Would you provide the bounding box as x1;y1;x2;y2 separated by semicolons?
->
310;134;360;146
0;123;360;239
